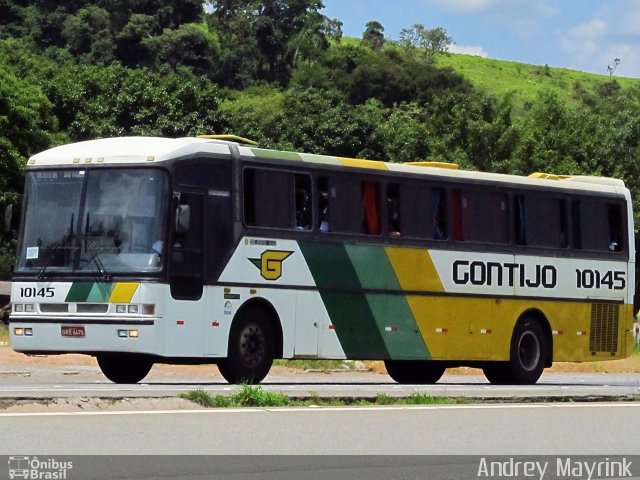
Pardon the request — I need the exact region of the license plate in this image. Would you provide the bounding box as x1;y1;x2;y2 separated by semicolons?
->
61;326;85;337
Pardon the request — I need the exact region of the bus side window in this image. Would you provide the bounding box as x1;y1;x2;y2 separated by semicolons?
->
608;203;624;252
243;168;294;229
452;189;464;241
294;174;312;230
455;188;508;244
387;184;401;238
317;177;329;232
432;188;447;240
573;199;624;252
515;195;567;248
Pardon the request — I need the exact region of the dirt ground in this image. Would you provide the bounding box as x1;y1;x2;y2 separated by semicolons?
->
2;345;639;376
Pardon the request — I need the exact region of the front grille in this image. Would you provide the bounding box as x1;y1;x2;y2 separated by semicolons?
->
589;303;619;354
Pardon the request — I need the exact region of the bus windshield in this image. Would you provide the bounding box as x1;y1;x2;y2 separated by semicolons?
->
16;168;170;275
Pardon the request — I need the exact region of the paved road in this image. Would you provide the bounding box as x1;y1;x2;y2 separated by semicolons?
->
0;370;638;399
2;402;640;455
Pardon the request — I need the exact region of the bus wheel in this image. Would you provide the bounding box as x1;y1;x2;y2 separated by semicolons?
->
508;318;546;384
482;362;512;385
384;360;446;384
97;354;153;384
218;307;274;384
484;318;546;385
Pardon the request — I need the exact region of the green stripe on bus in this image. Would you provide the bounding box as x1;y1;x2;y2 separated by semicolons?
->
298;153;342;165
87;282;115;302
379;294;431;360
299;242;362;290
249;148;303;162
345;245;430;359
299;242;388;359
65;282;95;302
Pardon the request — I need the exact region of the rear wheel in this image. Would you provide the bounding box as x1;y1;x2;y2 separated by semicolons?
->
483;317;547;385
97;353;153;384
218;306;275;384
384;360;446;384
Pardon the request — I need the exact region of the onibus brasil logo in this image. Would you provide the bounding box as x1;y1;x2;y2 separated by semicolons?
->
8;456;73;479
249;250;293;280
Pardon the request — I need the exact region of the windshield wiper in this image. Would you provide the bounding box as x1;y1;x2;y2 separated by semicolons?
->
88;251;112;282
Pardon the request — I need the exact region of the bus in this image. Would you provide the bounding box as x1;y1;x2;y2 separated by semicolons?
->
9;135;636;385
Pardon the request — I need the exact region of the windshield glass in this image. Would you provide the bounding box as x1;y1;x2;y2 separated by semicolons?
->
16;168;169;275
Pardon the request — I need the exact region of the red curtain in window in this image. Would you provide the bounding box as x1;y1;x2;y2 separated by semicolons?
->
362;182;380;235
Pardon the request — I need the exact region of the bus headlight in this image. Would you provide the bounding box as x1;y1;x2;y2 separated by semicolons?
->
116;305;126;314
13;327;24;336
24;304;35;313
127;304;139;314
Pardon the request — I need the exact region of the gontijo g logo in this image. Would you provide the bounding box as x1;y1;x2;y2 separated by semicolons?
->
249;250;293;281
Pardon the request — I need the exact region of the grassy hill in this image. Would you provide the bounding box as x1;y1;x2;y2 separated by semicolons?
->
340;36;640;116
437;53;640;115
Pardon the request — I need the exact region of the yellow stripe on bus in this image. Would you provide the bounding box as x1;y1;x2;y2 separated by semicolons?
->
339;158;389;170
108;283;139;303
385;247;445;292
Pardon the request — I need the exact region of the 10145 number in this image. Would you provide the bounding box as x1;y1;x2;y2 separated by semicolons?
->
575;269;625;290
20;287;55;298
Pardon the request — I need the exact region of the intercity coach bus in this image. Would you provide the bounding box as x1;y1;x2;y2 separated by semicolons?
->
9;135;636;384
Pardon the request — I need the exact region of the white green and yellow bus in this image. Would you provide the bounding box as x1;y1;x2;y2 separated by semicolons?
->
10;135;636;384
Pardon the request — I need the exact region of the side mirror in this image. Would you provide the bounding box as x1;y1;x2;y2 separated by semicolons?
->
175;204;190;233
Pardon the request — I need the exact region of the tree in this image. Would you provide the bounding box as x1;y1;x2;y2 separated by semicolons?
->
362;20;384;51
607;57;620;77
206;0;341;85
143;23;219;75
0;68;56;193
399;24;453;62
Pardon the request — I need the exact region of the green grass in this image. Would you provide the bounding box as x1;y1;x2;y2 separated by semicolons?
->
0;326;8;345
180;385;462;408
436;53;640;117
180;385;290;408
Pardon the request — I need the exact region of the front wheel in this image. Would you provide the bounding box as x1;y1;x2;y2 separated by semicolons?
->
217;306;275;384
97;353;153;384
384;360;446;384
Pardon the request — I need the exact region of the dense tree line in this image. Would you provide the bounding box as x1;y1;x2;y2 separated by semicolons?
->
1;0;640;274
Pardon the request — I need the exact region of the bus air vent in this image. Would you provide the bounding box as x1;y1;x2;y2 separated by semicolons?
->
41;304;69;313
197;134;258;146
77;303;109;314
589;303;619;354
405;161;459;170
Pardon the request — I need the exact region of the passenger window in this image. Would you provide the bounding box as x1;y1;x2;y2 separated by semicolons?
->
387;184;401;238
243;168;306;230
573;199;625;252
395;183;447;240
514;194;567;248
294;174;312;230
453;188;508;244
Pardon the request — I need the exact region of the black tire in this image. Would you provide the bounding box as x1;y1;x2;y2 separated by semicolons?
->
218;306;275;384
509;318;546;384
384;360;446;384
482;362;512;385
97;353;153;384
484;318;547;385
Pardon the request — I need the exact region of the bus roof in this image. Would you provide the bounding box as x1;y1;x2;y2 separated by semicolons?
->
28;136;627;194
